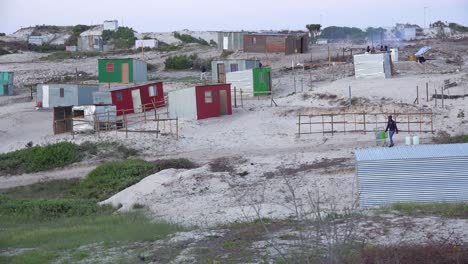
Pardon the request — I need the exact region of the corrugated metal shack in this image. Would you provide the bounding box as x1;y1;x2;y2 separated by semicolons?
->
226;67;272;96
243;32;309;54
0;72;14;96
93;81;164;115
354;53;392;79
72;105;117;133
217;31;247;51
36;84;98;109
355;143;468;207
168;84;232;120
98;58;147;84
211;59;260;83
78;25;104;52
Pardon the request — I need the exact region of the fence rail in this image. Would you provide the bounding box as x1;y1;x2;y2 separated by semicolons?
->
296;112;434;137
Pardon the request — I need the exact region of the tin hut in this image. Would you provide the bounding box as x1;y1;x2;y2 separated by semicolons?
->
98;58;148;84
353;53;392;79
226;67;272;96
217;31;247;51
78;25;104;52
355;143;468;207
0;72;14;96
93;82;164;115
211;59;260;83
168;84;232;120
243;32;309;54
72;105;117;133
36;84;98;109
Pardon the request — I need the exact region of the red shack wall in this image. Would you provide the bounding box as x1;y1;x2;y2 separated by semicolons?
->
195;84;232;120
110;82;165;115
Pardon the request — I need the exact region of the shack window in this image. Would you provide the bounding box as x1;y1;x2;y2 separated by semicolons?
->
106;62;115;72
60;88;64;97
73;110;85;119
149;86;158;97
116;92;123;102
259;72;264;83
205;91;212;103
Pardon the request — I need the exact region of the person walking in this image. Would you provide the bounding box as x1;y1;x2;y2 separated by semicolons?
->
385;115;398;147
200;65;207;81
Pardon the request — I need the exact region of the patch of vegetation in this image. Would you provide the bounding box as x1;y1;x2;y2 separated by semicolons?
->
0;32;6;36
345;243;468;264
0;250;59;264
65;24;93;46
0;179;80;199
449;22;468;33
0;141;138;176
41;50;101;61
220;49;234;59
72;159;155;201
320;26;367;43
174;32;209;45
164;54;197;70
432;131;468;144
209;39;217;47
0;142;82;175
147;63;158;71
102;26;137;49
157;42;181;52
28;43;65;53
383;202;468;218
31;25;62;34
153;158;196;171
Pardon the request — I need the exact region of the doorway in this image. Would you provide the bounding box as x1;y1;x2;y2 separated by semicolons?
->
217;63;226;83
121;63;129;83
219;90;227;115
131;89;142;113
42;85;49;108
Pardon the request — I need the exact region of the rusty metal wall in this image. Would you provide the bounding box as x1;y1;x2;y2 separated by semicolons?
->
243;35;267;53
265;35;286;53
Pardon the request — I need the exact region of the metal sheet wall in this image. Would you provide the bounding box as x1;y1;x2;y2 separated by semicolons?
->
168;87;197;119
357;156;468;207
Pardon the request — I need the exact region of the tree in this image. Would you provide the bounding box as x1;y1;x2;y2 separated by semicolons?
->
306;24;321;41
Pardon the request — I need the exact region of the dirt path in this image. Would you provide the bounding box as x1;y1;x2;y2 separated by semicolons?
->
0;164;97;189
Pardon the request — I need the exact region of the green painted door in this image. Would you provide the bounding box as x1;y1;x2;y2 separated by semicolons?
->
253;68;272;96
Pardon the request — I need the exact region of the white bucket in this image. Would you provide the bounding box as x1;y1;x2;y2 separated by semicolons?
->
413;135;420;145
405;136;412;145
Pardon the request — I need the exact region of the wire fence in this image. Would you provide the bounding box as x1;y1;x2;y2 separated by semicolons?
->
296;111;434;137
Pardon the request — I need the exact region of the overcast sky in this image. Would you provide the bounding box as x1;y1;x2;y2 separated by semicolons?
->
1;0;467;34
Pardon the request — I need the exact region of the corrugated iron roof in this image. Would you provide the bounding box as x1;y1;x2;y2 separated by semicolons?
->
415;46;431;57
355;143;468;161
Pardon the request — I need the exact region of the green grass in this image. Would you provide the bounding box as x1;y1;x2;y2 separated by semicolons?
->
0;141;139;176
0;250;59;264
383;202;468;218
0;179;80;199
71;159;155;201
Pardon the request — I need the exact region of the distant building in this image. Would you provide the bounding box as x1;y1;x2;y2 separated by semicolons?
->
211;59;260;83
217;31;247;51
0;72;14;96
93;82;165;115
98;58;147;84
78;25;104;51
315;38;328;45
65;46;77;52
168;84;232;120
103;20;118;31
243;32;309;54
28;35;47;45
354;53;392;79
135;39;158;49
36;84;99;109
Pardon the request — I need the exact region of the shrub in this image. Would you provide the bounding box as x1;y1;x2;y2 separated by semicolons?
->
164;54;197;70
0;195;114;219
174;32;209;45
432;131;468;144
157;42;181;52
102;27;137;49
0;142;82;175
72;159;155;200
147;63;158;71
153;158;196;171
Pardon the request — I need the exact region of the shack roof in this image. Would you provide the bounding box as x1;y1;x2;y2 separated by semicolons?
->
355;143;468;162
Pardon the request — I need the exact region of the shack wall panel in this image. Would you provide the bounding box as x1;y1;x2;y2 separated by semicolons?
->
133;59;148;83
265;36;286;53
243;35;267;53
226;69;253;93
195;84;232;120
168;88;197;119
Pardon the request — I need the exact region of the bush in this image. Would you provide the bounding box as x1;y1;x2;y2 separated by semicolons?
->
0;195;113;219
0;142;82;175
220;50;234;59
432;131;468;144
164;54;197;70
147;63;158;71
153;158;196;171
157;42;181;52
174;32;209;45
72;159;155;200
102;27;136;49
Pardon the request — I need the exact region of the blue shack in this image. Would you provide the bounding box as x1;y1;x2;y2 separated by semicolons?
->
36;84;99;109
0;72;14;96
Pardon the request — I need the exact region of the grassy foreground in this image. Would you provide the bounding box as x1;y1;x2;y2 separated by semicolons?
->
0;157;195;263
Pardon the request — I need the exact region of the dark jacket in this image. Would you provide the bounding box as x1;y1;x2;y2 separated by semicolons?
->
385;120;398;132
